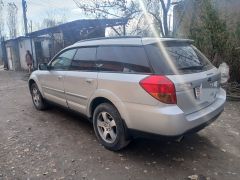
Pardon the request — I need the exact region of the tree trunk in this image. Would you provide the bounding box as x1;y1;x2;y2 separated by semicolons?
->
163;11;169;37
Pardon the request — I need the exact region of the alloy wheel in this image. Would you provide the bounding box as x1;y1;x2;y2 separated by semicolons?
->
97;112;117;143
32;88;41;107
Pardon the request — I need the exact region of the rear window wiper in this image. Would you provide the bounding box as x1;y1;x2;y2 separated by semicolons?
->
178;65;203;70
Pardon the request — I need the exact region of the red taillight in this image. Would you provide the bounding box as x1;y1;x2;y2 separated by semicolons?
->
140;75;177;104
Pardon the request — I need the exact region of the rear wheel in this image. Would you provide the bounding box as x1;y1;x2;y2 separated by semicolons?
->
93;103;130;151
30;83;48;110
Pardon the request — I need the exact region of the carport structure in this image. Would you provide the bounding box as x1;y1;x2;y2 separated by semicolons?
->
1;18;128;70
28;18;128;46
27;18;128;67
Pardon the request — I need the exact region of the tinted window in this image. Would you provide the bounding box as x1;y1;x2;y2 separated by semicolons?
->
71;47;97;71
51;49;76;70
97;46;151;73
145;43;214;75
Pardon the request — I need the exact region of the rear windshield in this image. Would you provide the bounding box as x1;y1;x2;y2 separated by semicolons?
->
145;43;214;75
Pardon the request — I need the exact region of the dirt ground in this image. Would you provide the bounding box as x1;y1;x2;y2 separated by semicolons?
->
0;70;239;180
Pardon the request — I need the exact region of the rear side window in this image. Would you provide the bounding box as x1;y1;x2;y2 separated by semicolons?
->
97;46;152;73
145;43;214;74
71;47;97;71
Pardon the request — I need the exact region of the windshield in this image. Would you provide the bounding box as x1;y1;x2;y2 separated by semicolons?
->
145;43;214;75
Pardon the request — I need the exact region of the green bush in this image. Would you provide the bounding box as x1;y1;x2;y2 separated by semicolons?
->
189;0;240;82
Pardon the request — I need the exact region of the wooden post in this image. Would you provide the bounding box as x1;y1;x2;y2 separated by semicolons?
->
123;24;126;36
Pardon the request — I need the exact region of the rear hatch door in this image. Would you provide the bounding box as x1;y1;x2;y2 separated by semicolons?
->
168;69;220;114
144;41;221;114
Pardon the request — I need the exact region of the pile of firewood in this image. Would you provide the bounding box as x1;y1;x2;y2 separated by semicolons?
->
222;82;240;101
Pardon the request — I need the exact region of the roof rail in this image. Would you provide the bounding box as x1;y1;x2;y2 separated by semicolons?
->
75;36;142;44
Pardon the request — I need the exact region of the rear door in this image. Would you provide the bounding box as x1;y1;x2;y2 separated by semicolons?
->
145;43;221;114
64;47;98;114
96;45;157;106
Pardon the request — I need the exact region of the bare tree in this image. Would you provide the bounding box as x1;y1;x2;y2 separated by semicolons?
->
41;9;68;29
72;0;140;35
7;2;18;38
42;19;57;28
145;0;182;37
72;0;183;37
73;0;140;18
0;0;4;37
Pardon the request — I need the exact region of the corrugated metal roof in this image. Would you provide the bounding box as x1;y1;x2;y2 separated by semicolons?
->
28;18;128;37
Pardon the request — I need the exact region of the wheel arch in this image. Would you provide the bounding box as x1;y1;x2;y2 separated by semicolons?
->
89;97;114;118
28;79;36;91
87;90;130;127
28;76;44;96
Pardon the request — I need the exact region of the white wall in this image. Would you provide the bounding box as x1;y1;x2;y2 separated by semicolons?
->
18;38;51;70
18;39;35;70
0;44;3;65
6;47;13;70
42;39;51;59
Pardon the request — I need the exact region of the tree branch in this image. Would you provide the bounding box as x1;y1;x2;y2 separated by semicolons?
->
110;26;121;36
148;11;165;36
160;0;166;11
73;0;139;19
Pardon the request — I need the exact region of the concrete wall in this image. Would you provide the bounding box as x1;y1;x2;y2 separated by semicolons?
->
18;38;51;70
173;1;195;37
0;43;2;65
18;38;36;70
5;40;21;71
212;0;240;31
173;0;240;37
41;39;51;60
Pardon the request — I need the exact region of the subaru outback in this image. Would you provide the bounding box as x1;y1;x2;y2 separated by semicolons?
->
29;37;226;151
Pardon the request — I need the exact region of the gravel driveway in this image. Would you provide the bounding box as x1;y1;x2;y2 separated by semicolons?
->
0;71;239;180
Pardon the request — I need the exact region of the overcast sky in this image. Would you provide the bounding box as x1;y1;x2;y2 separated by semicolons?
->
1;0;173;37
2;0;85;36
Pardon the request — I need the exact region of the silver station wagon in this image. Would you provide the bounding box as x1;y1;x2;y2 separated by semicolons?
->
29;37;226;151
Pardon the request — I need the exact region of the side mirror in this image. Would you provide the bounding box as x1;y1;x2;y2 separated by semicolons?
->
38;63;49;70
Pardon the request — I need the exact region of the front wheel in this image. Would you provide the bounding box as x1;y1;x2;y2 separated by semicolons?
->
93;103;130;151
30;83;48;110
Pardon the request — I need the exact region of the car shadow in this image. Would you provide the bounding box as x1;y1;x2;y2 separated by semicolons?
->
124;134;213;160
45;106;231;162
27;100;240;180
41;105;240;179
46;105;219;160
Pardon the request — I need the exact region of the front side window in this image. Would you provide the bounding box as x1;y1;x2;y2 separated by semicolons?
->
50;49;76;70
97;46;152;73
71;47;97;71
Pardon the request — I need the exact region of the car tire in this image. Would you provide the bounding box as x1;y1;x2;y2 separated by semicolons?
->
30;83;48;110
93;103;130;151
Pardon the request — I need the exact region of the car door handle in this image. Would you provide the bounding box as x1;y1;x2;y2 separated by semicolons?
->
58;76;63;80
85;79;93;83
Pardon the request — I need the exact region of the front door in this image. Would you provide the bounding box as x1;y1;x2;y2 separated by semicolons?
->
64;47;98;114
38;49;77;107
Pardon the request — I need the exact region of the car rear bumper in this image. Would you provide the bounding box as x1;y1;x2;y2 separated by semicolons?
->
124;88;226;136
128;109;222;140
